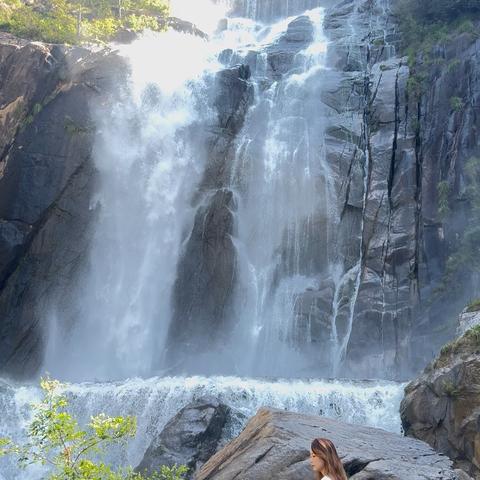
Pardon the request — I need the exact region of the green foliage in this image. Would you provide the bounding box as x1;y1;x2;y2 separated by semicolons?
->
125;13;158;32
465;324;480;344
1;0;77;43
450;96;464;112
0;377;187;480
440;342;454;356
466;298;480;313
81;16;120;41
394;0;480;100
447;59;461;73
0;0;169;44
437;180;451;219
435;324;480;368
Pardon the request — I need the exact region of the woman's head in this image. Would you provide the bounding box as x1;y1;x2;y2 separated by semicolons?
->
310;438;347;480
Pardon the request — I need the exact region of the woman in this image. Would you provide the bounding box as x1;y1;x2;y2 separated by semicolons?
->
310;438;348;480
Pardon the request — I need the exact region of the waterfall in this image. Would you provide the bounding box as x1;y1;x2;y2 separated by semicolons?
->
43;0;358;381
0;376;405;479
44;28;223;380
0;1;410;478
223;8;339;377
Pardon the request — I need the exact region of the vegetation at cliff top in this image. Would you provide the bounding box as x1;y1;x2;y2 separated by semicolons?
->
0;377;188;480
394;0;480;98
395;0;480;53
466;299;480;313
435;324;480;368
0;0;169;44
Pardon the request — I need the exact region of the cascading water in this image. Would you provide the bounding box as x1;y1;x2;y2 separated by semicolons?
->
44;27;223;380
43;0;359;381
0;1;407;477
223;9;341;377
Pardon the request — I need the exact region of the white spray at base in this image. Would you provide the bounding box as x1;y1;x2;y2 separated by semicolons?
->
0;376;405;479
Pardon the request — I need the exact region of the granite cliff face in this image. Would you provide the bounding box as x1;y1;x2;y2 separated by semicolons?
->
0;0;479;380
401;312;480;479
0;34;125;377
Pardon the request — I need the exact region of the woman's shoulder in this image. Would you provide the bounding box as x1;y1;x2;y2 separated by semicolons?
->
322;476;333;480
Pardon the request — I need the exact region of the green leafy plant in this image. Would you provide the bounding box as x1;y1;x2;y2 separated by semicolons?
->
0;377;188;480
0;0;169;44
465;324;480;345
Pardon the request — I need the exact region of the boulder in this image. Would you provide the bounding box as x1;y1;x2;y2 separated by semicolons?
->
136;398;230;479
266;15;314;79
197;408;460;480
401;325;480;479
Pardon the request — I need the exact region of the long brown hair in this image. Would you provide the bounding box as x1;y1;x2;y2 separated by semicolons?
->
311;438;348;480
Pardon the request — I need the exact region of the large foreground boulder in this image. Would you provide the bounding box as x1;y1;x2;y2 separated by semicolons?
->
137;398;230;479
197;408;461;480
401;324;480;479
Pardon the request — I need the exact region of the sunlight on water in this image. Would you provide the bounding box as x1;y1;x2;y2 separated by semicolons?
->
170;0;231;34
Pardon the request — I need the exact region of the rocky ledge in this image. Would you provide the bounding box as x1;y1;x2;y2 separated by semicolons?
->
194;408;462;480
401;319;480;479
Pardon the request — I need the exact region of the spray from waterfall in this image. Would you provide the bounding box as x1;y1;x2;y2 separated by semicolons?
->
0;375;406;480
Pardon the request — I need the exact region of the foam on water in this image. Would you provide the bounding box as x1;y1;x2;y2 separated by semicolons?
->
0;375;405;479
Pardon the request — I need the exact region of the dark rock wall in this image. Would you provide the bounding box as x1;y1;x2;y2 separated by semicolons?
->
166;65;253;369
0;34;125;377
411;32;480;368
401;320;480;478
321;0;480;379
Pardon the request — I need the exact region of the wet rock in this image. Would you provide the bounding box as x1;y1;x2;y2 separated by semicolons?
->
401;325;480;479
137;398;230;479
457;306;480;336
266;15;314;79
214;64;253;135
0;34;125;377
166;61;255;371
198;408;460;480
167;188;238;370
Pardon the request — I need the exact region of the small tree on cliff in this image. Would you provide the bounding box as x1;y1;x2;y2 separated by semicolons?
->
0;377;187;480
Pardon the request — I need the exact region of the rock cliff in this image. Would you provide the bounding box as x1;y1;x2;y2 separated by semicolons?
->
0;33;125;377
401;315;480;479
